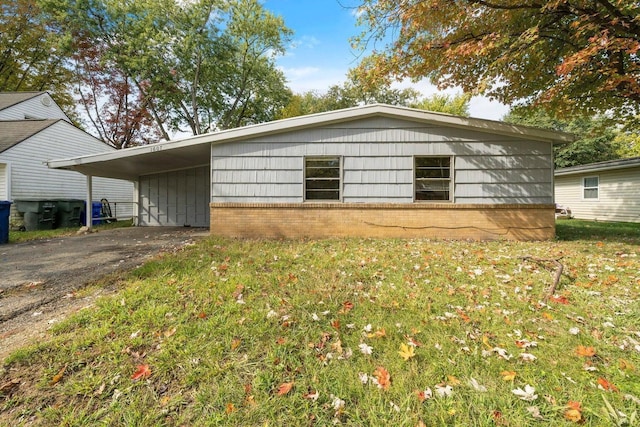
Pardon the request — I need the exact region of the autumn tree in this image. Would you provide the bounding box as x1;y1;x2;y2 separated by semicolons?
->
354;0;640;119
37;0;291;146
0;0;76;117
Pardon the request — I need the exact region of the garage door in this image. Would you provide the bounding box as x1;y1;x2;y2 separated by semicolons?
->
138;166;210;227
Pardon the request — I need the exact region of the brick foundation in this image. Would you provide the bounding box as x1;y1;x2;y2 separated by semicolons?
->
210;203;555;241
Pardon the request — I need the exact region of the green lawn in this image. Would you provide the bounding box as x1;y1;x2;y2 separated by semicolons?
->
1;221;639;426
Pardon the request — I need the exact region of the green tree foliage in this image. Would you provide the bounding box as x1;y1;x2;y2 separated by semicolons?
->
354;0;640;120
7;0;292;147
411;93;471;117
0;0;76;117
504;108;621;168
277;68;419;119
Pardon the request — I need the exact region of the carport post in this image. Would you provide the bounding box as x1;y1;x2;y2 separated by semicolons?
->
85;175;93;230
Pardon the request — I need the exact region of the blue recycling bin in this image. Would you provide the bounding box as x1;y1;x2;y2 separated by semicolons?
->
80;201;103;226
0;201;11;244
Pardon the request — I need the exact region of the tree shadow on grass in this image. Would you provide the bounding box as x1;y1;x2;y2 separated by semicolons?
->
556;219;640;244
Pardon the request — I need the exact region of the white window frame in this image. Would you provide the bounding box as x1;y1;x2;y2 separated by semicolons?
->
414;156;454;202
304;156;342;202
582;175;599;200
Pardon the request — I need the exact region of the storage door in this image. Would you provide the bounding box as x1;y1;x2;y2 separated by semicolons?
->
138;166;210;227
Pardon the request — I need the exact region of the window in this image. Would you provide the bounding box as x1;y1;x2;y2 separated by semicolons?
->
583;176;599;199
305;157;341;201
415;156;452;201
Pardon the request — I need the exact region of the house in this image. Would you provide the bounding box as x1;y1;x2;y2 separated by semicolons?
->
0;91;69;122
48;104;574;240
0;92;134;228
555;157;640;223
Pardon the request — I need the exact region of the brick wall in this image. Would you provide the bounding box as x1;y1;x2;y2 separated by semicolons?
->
210;203;556;241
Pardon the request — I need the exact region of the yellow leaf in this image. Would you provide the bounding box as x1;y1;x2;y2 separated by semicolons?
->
49;365;67;386
500;370;516;381
619;359;635;371
225;402;236;414
367;328;386;338
446;375;461;386
231;338;241;351
564;408;581;422
398;343;416;361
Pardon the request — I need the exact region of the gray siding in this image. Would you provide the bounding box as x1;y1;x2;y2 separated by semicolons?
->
139;166;210;226
211;117;554;204
0;95;69;121
0;122;133;215
555;168;640;222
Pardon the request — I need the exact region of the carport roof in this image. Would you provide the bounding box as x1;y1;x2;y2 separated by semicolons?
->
47;103;576;181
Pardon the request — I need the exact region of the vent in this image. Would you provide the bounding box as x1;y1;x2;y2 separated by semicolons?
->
41;94;52;107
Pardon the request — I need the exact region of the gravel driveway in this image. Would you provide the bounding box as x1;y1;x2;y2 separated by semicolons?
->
0;226;208;361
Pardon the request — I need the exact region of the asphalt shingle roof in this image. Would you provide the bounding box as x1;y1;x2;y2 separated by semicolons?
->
0;92;45;111
0;119;60;153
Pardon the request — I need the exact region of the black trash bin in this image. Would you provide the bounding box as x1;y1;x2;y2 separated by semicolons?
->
55;199;85;228
0;201;11;244
14;200;57;231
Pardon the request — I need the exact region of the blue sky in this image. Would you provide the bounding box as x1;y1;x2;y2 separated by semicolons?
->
262;0;510;120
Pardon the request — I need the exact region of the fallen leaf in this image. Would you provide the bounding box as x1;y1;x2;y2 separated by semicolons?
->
225;402;235;414
276;381;294;396
527;406;544;420
163;327;177;338
373;366;391;390
618;359;635;371
341;301;354;313
550;295;569;304
542;312;553;320
303;390;319;401
0;379;20;396
575;345;596;357
512;384;538;401
564;401;582;422
367;328;386;338
50;365;67;386
131;364;152;381
501;371;516;381
446;375;461;386
597;377;618;392
231;338;241;350
398;343;416;361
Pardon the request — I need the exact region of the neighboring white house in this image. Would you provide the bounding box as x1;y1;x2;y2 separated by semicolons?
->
0;92;134;228
50;104;575;241
0;92;69;122
555;157;640;223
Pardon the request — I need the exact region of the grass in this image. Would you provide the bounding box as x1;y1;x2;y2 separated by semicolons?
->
7;219;133;244
1;221;640;426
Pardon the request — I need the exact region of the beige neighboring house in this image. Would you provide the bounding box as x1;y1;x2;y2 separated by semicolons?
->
0;91;134;228
555;157;640;223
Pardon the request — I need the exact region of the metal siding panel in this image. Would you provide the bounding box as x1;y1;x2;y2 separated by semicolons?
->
456;169;551;184
343;170;412;184
456;183;552;197
343;184;413;198
138;167;209;226
456;155;550;170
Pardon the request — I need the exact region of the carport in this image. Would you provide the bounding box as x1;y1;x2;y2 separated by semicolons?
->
47;137;212;228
